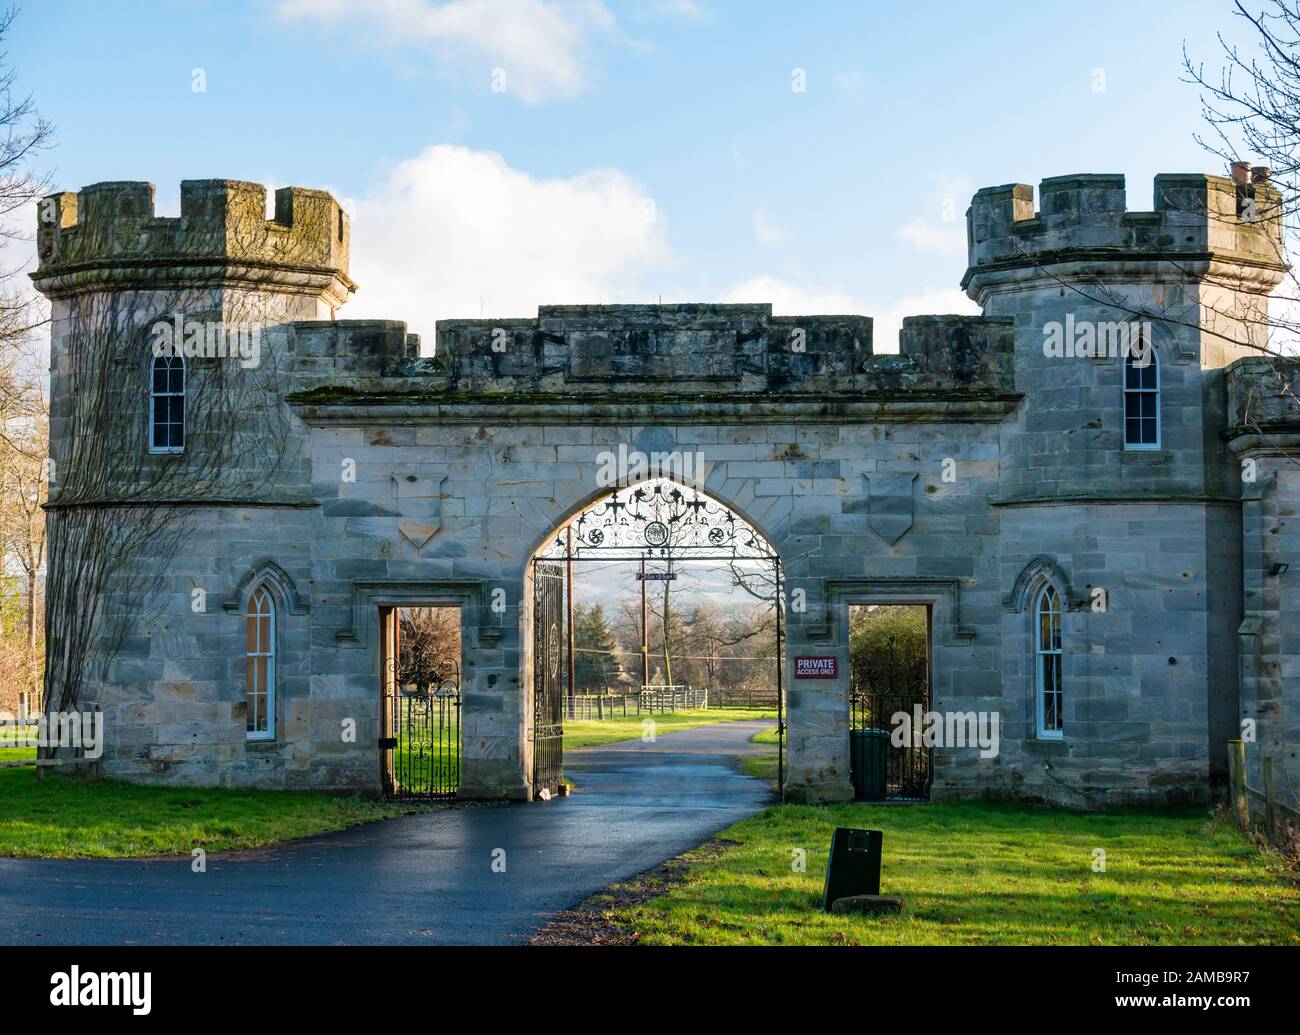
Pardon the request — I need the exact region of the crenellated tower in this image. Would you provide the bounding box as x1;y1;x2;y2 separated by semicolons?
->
961;170;1284;504
964;171;1288;793
29;178;358;784
964;171;1285;501
32;179;354;505
35;179;352;310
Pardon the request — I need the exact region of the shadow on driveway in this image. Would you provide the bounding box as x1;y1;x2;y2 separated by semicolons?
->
0;719;776;946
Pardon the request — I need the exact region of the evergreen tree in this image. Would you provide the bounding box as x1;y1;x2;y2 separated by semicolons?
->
573;602;618;691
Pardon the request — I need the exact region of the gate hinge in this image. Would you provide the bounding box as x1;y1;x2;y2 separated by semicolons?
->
377;737;398;750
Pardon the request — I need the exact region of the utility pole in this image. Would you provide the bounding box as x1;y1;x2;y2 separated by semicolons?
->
661;556;673;687
775;561;784;796
640;554;649;688
566;525;575;697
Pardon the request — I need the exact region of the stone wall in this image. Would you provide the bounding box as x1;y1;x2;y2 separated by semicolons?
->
287;303;1019;802
1227;357;1300;808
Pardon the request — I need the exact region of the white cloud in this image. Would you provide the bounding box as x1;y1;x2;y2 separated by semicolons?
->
723;275;977;353
896;172;972;254
337;148;979;358
341;145;675;344
643;0;707;17
723;275;861;318
276;0;617;104
872;287;982;352
896;217;965;254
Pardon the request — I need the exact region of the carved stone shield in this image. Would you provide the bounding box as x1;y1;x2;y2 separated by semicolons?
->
394;474;446;550
864;472;916;544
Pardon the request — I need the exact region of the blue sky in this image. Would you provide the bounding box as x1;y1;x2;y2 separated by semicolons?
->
14;0;1246;348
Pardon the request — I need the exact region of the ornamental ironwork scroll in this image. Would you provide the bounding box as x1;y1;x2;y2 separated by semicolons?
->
539;478;778;562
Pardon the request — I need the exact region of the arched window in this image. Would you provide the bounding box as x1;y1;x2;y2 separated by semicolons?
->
150;353;185;453
1034;584;1063;739
245;585;275;740
1123;347;1159;450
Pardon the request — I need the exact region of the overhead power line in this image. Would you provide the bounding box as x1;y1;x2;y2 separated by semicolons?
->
571;646;775;662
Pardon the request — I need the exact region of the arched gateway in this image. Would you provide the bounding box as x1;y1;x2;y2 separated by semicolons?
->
528;477;784;796
32;174;1299;809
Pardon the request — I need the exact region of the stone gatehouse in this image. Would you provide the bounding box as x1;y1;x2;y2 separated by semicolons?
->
32;171;1298;808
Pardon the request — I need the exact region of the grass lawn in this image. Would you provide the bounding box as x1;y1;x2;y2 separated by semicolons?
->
741;725;780;783
0;766;429;858
612;801;1300;945
391;723;460;796
564;707;776;750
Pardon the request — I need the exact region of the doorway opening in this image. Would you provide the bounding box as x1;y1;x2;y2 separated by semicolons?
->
848;603;932;802
529;478;785;798
378;605;462;800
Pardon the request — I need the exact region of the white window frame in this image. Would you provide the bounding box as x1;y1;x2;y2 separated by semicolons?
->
245;585;276;741
1034;584;1064;740
150;353;185;455
1122;348;1160;451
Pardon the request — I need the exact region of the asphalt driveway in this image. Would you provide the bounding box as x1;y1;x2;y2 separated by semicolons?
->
0;719;775;945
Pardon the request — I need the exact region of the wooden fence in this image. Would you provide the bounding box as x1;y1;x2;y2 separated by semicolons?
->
565;686;708;720
711;686;779;709
0;708;104;779
1226;739;1298;845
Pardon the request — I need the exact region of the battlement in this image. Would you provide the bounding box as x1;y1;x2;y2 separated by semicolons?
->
1225;355;1300;436
430;304;1015;393
286;303;1016;404
32;179;353;299
963;172;1286;290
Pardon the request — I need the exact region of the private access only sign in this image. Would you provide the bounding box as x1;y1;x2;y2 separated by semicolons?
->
795;656;837;679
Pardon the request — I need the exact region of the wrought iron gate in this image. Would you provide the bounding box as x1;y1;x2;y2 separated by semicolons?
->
382;667;461;800
534;480;786;797
850;662;931;802
533;561;566;795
